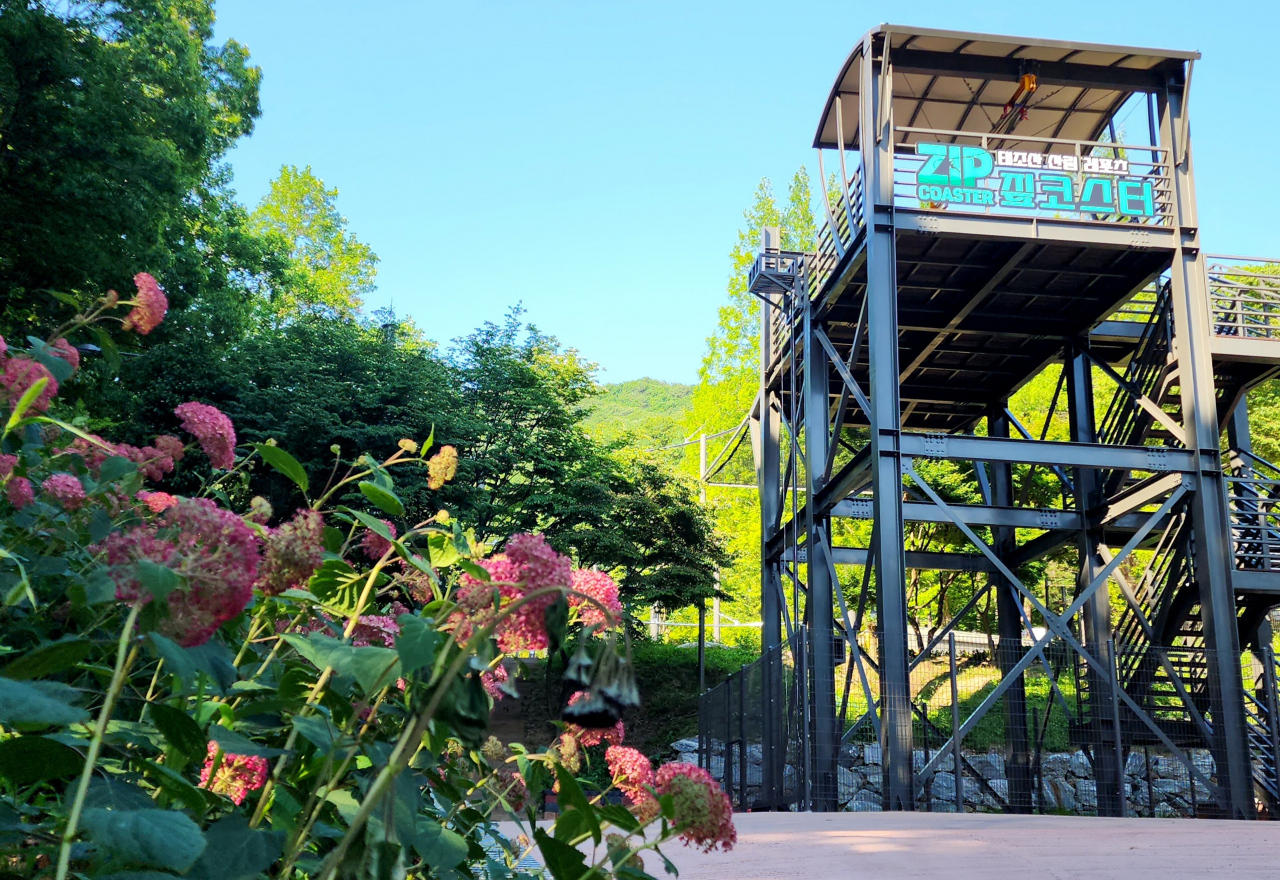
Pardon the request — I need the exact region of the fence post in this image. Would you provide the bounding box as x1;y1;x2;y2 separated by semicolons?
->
740;666;749;812
949;633;963;814
1032;714;1042;815
1145;746;1155;818
1108;639;1127;817
724;671;734;807
921;701;931;812
698;690;706;771
1266;644;1280;801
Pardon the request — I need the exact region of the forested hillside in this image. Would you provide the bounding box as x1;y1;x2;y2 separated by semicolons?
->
582;378;693;448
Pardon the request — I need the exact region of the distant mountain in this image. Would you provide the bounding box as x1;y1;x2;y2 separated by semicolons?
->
583;378;694;449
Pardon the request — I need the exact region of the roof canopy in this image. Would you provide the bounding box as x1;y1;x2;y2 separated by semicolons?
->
814;25;1198;151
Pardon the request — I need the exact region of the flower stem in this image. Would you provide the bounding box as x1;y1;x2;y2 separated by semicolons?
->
54;601;143;880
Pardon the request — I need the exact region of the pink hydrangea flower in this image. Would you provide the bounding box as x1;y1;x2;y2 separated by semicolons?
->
199;740;267;805
41;473;86;509
153;434;185;462
50;338;80;372
116;443;174;482
654;762;736;852
482;662;510;700
655;762;737;854
361;519;396;560
174;401;236;470
121;272;168;335
569;569;623;628
257;509;325;596
565;690;624;747
0;454;16;478
606;745;655;804
1;357;58;412
97;498;261;646
136;491;179;513
450;533;573;653
67;434;116;471
6;477;33;508
0;335;6;358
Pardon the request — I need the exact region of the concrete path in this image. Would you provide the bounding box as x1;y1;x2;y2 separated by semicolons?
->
657;811;1280;879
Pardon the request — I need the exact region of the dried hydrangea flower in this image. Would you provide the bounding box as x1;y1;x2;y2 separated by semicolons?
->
654;762;736;852
427;444;458;489
121;272;168;335
257;509;325;595
174;401;237;470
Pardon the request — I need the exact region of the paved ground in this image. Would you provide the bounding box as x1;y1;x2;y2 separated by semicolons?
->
653;811;1280;879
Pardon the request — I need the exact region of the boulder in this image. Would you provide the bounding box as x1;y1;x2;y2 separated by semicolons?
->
1045;776;1076;812
1151;778;1182;800
1069;751;1092;778
1152;756;1182;778
745;743;763;764
1035;780;1058;812
849;790;882;812
931;772;956;802
1075;779;1098;812
931;799;960;813
678;752;698;765
863;744;883;765
839;744;860;768
1155;802;1179;818
987;778;1010;805
1125;751;1148;777
913;750;926;773
837;766;861;804
672;738;699;753
969;753;1005;781
1042;753;1072;776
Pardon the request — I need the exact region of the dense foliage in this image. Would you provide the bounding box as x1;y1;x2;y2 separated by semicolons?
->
0;298;736;879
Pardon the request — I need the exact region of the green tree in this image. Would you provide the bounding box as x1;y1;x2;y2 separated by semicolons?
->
251;164;379;321
0;0;261;333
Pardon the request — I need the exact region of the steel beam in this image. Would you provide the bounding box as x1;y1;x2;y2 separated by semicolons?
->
888;47;1176;92
804;295;838;811
756;278;785;809
1065;342;1124;816
897;432;1195;473
784;546;998;572
1162;84;1255;818
989;405;1032;813
861;34;914;811
894;209;1178;250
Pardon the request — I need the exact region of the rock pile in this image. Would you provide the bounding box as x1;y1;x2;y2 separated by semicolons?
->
677;737;1216;816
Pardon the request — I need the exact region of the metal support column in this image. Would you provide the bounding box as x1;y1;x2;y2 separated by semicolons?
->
804;297;837;810
988;404;1032;813
859;33;913;810
1161;77;1255;818
756;280;785;809
1065;342;1124;816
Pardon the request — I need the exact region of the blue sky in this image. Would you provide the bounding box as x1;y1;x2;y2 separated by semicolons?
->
214;1;1280;384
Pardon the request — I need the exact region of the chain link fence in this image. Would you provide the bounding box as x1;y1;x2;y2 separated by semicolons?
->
699;633;1280;818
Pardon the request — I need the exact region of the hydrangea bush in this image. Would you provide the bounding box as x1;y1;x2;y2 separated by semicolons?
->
0;277;735;880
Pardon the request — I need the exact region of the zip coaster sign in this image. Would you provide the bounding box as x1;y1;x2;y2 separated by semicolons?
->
910;143;1157;218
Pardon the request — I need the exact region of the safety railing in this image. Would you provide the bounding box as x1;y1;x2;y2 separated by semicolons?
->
1206;256;1280;341
891;127;1173;228
1226;448;1280;574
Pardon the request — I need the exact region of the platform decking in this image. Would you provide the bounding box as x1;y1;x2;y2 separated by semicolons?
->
661;811;1280;879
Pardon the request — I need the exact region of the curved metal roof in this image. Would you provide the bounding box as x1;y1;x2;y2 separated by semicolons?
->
814;25;1198;151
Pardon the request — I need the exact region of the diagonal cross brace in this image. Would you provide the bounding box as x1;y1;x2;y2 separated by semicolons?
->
817;530;881;740
1078;341;1189;447
907;459;1197;781
816;327;872;417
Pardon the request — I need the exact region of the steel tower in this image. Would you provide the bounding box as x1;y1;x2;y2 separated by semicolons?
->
751;25;1280;817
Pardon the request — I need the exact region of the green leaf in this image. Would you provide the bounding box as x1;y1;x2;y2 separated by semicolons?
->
136;559;181;600
358;481;404;516
147;635;236;695
0;637;91;679
26;337;74;383
85;778;156;812
81;807;206;873
0;735;84;784
208;726;287;758
91;325;122;371
534;827;588;880
426;534;460;568
456;558;489;582
185;816;285;880
0;677;87;727
292;715;353;755
394;614;438;674
98;455;137;484
149;703;206;760
346;508;397;541
347;646;401;695
251;443;309;494
321;525;345;554
136;758;207;814
553;765;601;845
3;377;48;436
306;559;365;614
597;803;642;833
410;821;469;871
96;871;184;880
